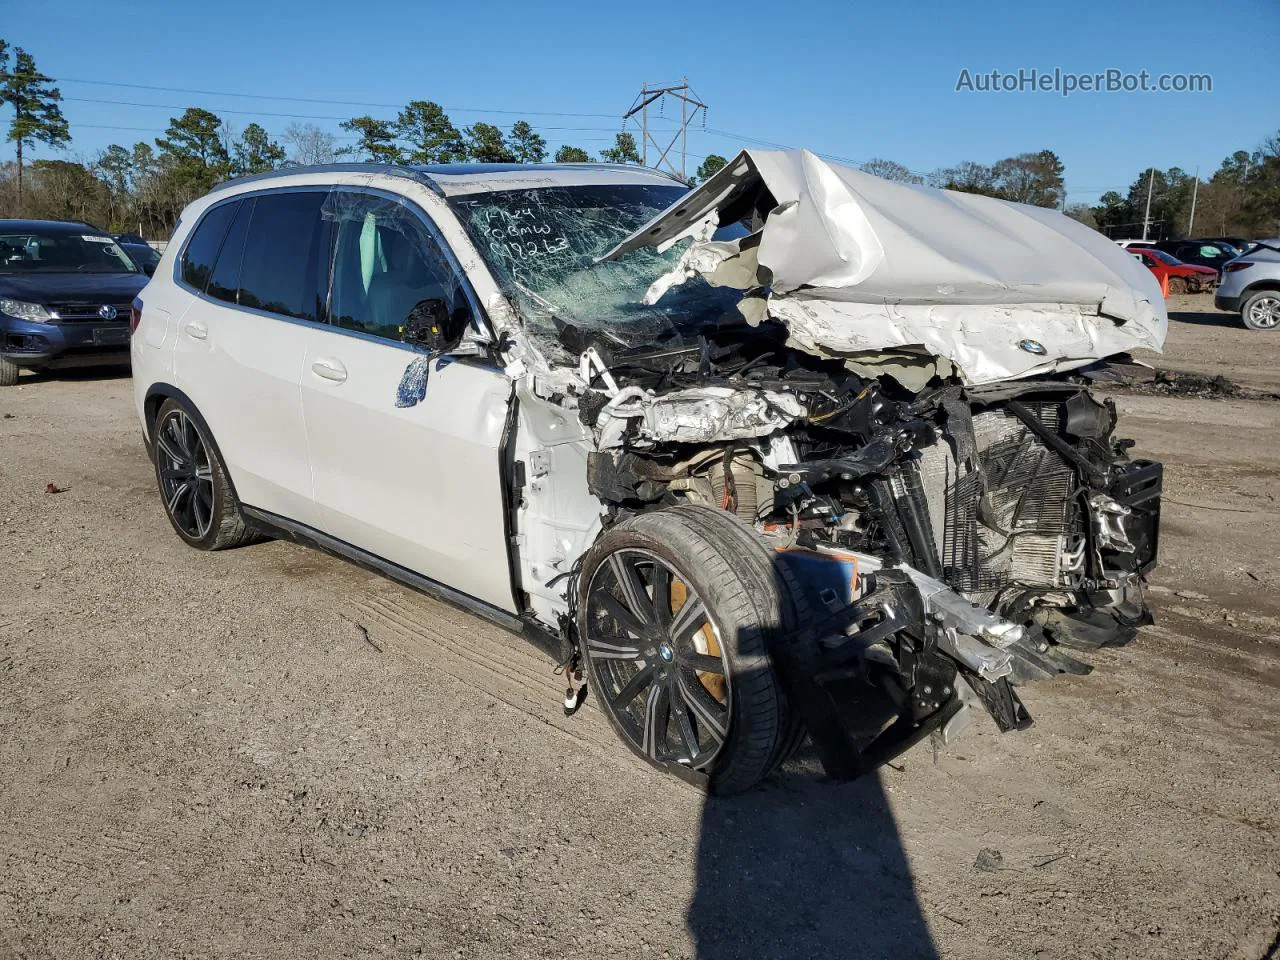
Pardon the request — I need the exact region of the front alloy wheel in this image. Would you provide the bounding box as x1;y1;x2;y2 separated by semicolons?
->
583;549;732;770
577;506;802;793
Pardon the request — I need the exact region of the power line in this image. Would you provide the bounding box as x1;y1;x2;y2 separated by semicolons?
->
60;96;669;134
9;73;624;119
40;75;773;157
72;122;639;148
35;74;841;168
14;73;1133;198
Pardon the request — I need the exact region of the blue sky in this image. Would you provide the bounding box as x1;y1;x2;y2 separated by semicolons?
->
5;0;1276;203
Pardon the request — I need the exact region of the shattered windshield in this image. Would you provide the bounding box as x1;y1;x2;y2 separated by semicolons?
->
449;184;744;356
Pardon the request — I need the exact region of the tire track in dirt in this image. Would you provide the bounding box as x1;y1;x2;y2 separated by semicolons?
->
1145;621;1280;672
340;590;630;768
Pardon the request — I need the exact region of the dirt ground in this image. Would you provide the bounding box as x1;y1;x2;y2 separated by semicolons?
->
1;292;1277;960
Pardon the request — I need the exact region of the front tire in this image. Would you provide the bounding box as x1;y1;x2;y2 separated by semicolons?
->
0;356;18;387
1241;290;1280;331
577;505;799;794
152;398;260;550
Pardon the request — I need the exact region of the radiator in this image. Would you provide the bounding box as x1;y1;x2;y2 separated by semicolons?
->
915;403;1079;605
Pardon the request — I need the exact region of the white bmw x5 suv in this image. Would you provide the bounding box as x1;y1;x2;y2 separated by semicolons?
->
133;155;1165;792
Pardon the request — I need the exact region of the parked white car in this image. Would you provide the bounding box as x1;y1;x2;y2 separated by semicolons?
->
132;153;1166;792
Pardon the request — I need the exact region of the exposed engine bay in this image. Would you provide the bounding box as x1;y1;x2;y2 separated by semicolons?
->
531;316;1160;774
448;149;1167;780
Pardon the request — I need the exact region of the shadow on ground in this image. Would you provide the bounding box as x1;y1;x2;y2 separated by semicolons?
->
689;751;938;960
12;364;132;387
1167;308;1240;328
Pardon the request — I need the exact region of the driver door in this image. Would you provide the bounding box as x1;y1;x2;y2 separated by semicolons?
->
300;189;516;612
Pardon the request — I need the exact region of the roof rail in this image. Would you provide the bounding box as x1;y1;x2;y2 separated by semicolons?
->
209;163;445;197
207;160;686;197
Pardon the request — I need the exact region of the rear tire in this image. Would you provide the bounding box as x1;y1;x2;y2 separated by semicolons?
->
0;356;18;387
1241;290;1280;331
577;505;800;794
152;398;261;550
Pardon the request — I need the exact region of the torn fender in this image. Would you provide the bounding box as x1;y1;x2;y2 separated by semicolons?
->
602;149;1167;386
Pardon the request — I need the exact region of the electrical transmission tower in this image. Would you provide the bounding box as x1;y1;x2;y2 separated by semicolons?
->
622;80;707;181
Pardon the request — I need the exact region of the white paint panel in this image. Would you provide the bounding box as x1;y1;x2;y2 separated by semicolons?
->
300;329;515;612
171;300;315;523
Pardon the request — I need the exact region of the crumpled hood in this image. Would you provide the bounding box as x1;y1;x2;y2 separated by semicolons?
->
601;149;1166;385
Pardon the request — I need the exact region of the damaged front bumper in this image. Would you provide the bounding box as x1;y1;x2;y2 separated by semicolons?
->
762;458;1161;779
766;548;1027;779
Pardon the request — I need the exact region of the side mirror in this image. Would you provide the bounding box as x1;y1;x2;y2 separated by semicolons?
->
142;262;156;277
404;298;475;353
403;298;455;352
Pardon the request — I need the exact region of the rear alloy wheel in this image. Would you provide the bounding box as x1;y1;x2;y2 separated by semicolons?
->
577;506;800;793
1241;290;1280;331
152;398;261;550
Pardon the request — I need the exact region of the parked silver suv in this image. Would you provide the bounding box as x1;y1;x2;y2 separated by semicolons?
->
1216;239;1280;330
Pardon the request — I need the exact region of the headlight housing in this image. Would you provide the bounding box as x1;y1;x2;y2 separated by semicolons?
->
0;298;54;322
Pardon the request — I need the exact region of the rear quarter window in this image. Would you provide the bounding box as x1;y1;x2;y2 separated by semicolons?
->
180;202;238;292
206;200;253;304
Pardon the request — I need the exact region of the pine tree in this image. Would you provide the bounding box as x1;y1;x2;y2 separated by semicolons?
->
395;101;463;164
506;121;546;164
338;116;401;163
0;41;72;209
599;132;641;164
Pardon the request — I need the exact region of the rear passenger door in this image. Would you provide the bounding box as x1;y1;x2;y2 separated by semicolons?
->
172;189;330;525
299;189;515;612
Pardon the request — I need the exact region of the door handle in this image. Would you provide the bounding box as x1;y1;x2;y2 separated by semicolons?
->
310;358;348;383
184;320;208;340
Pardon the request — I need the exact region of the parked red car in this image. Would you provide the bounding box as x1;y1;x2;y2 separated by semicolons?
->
1128;247;1217;294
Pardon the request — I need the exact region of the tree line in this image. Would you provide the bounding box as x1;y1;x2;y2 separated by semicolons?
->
1085;138;1280;239
0;36;670;236
0;105;655;237
1;35;1275;241
860;150;1070;209
855;137;1280;239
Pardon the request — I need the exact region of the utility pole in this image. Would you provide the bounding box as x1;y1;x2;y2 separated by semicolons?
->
1187;165;1200;235
1141;168;1155;240
622;79;707;181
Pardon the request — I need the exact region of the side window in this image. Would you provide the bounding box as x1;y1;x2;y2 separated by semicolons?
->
324;192;470;344
238;191;328;321
206;199;253;305
180;201;238;292
1199;245;1224;258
